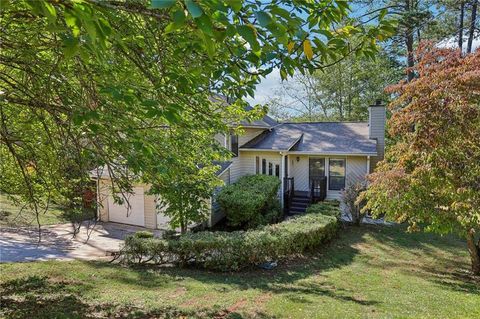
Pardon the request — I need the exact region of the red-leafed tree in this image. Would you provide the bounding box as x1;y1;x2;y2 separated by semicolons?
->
361;43;480;275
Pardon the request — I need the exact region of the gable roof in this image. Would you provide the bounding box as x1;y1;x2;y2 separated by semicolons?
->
240;105;278;128
240;122;377;155
210;94;277;128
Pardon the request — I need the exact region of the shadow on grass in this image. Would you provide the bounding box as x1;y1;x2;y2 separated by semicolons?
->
0;275;276;319
90;223;478;299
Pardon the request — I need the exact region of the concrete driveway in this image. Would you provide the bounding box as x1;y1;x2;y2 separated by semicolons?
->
0;222;163;263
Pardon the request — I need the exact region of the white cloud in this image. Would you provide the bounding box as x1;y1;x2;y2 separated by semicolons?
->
437;31;480;52
245;68;282;106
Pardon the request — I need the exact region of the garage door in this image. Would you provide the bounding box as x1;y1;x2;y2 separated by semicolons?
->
108;187;145;226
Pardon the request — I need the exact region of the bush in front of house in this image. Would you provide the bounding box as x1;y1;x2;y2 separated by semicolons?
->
216;175;281;228
305;201;341;219
341;181;367;226
120;209;339;271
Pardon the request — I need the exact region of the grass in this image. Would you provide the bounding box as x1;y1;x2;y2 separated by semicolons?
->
1;224;479;319
0;194;90;227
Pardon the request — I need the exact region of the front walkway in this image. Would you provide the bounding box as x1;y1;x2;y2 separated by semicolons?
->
0;222;164;263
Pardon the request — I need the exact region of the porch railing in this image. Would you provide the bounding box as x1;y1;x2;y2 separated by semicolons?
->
310;177;327;203
283;177;294;213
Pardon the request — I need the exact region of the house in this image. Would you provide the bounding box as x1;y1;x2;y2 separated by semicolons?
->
95;101;385;229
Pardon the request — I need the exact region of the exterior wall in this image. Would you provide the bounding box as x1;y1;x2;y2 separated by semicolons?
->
97;179;157;229
288;155;368;200
368;106;386;172
210;168;231;226
238;127;265;146
143;185;157;229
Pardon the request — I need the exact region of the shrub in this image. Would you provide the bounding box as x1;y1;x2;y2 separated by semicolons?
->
133;231;154;239
120;208;339;271
306;201;341;218
341;181;367;226
216;175;281;228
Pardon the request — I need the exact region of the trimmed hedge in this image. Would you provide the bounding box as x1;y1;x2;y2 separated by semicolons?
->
305;200;341;218
121;203;339;271
216;175;281;228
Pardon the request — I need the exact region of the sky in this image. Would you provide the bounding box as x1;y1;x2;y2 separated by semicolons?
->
246;35;480;107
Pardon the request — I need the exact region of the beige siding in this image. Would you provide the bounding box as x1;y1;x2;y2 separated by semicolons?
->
346;156;368;186
288;155;368;199
238;127;265;146
143;185;157;229
97;181;157;229
214;133;226;147
210;168;231;226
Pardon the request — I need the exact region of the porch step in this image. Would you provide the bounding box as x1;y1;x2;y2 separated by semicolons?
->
291;197;309;204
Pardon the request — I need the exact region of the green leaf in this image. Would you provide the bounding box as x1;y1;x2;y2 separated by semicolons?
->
185;0;203;18
255;11;273;27
227;0;242;13
379;8;388;20
237;25;259;51
63;36;79;60
151;0;176;9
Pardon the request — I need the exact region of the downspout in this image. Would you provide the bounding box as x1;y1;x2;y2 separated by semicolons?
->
280;152;286;209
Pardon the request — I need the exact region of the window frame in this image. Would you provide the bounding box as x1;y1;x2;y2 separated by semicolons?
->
328;158;346;191
230;133;239;157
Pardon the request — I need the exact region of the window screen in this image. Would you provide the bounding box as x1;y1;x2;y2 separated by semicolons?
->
329;159;345;190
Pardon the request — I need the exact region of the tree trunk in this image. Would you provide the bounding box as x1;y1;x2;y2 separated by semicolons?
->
459;1;465;52
467;0;478;54
405;0;415;82
466;228;480;275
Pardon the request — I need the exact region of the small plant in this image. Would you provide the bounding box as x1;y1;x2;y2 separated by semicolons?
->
306;201;341;218
342;181;367;226
133;231;154;239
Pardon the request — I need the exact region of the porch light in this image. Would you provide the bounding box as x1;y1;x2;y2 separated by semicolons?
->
296;156;300;162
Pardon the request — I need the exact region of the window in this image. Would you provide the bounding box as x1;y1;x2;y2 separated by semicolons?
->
230;133;238;157
268;162;273;175
255;156;260;174
329;159;345;190
275;164;280;177
262;159;266;174
309;157;325;186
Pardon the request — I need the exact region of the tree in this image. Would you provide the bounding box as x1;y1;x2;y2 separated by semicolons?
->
0;0;394;231
267;50;402;121
467;0;478;53
361;43;480;275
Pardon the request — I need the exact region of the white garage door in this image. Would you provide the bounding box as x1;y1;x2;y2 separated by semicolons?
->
108;187;145;227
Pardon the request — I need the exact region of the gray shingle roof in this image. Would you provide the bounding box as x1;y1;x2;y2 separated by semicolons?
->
213;161;233;176
241;122;377;155
240;105;278;128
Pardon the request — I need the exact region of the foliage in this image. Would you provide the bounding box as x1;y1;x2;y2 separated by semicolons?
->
0;0;395;230
133;231;154;239
342;181;367;225
216;175;281;228
121;211;338;271
268;50;402;121
305;201;341;219
361;43;480;274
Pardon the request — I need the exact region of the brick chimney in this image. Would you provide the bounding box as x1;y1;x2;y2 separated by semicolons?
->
368;100;386;172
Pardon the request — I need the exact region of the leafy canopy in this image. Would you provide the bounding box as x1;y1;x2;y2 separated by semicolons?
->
0;0;395;228
361;43;480;274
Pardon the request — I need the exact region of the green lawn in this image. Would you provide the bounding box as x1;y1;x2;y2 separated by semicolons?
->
1;225;479;319
0;194;81;227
